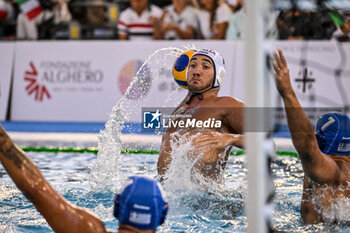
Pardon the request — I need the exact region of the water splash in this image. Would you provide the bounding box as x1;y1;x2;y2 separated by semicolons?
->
161;130;244;220
311;183;350;222
163;130;233;192
162;131;199;192
88;47;185;191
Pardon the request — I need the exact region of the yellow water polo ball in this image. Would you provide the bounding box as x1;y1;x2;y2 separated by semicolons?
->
172;49;197;89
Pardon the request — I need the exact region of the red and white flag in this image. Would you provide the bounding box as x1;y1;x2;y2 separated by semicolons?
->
0;1;9;20
17;0;42;20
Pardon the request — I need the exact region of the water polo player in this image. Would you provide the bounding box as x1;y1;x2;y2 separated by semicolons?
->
157;48;245;184
0;124;168;233
273;49;350;223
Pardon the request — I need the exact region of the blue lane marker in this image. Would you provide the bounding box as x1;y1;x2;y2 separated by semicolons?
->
1;121;106;133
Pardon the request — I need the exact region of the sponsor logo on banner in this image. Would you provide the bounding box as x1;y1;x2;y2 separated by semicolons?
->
118;60;151;99
295;67;315;93
24;62;51;101
23;60;104;102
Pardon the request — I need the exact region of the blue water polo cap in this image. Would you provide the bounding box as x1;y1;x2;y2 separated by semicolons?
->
315;112;350;155
113;176;168;230
190;49;226;89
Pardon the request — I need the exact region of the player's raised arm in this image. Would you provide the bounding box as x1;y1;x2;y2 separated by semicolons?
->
0;125;109;233
273;49;340;184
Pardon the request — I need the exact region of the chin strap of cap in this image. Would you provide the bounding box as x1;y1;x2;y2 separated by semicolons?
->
185;87;219;105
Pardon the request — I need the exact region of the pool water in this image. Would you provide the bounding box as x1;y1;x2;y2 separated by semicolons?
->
1;150;350;233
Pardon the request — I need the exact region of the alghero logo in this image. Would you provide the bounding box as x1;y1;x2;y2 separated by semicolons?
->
23;60;104;102
142;108;222;131
24;62;51;101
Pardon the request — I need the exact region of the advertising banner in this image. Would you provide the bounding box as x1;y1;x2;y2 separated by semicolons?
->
232;41;350;122
12;41;118;122
277;41;350;108
276;41;350;126
11;41;350;124
0;43;14;121
11;41;236;122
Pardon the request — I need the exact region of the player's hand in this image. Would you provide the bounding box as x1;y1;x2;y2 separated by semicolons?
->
192;131;239;150
273;49;293;97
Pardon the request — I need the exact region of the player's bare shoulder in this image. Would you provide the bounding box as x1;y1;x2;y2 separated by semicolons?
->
216;96;244;108
331;155;350;182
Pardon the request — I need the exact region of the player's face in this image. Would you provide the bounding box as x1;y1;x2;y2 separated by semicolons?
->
131;0;148;14
187;55;214;92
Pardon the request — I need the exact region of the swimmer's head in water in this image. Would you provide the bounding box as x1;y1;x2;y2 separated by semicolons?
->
189;49;226;90
315;112;350;155
113;176;168;230
173;49;197;89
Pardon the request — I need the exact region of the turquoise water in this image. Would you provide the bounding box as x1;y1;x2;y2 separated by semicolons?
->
1;150;350;233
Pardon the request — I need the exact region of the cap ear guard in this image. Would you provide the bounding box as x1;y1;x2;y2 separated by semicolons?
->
215;67;226;87
113;194;121;219
159;202;169;225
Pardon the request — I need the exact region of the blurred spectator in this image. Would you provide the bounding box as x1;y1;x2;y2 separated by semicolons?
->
118;0;163;40
159;0;198;40
0;0;14;21
86;0;105;25
340;10;350;35
223;0;239;11
68;0;106;25
197;0;231;39
340;16;350;34
0;0;16;39
16;0;71;40
225;0;244;40
277;10;337;40
329;10;350;41
39;0;71;39
150;0;171;8
189;0;198;8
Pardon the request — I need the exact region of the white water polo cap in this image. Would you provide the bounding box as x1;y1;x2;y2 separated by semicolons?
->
190;49;226;89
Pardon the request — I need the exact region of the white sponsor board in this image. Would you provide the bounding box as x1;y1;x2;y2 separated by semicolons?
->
233;41;350;106
278;41;350;125
0;43;14;121
232;41;350;126
12;41;118;122
277;41;350;109
11;41;350;123
11;41;236;122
